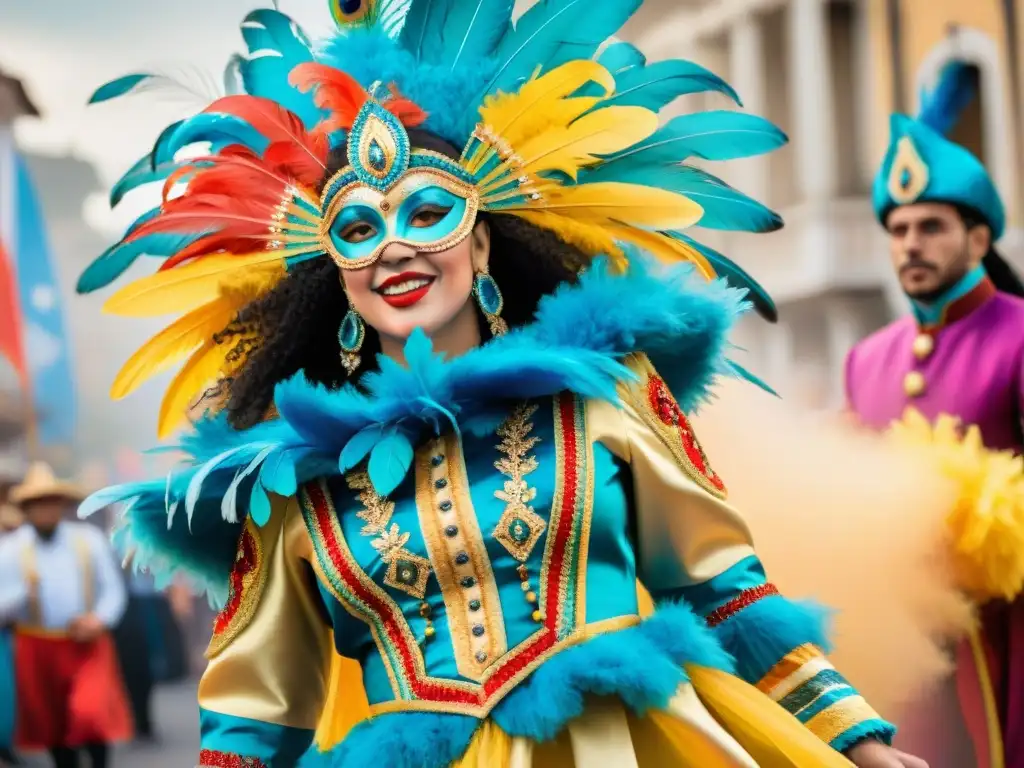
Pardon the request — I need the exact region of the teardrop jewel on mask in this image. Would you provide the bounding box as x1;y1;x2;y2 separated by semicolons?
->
367;139;387;172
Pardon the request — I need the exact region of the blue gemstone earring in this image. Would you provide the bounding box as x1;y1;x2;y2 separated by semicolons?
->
473;267;507;337
338;308;365;375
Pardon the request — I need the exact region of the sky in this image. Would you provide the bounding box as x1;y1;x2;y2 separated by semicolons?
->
0;0;337;236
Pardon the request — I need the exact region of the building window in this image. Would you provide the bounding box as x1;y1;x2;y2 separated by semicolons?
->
827;0;865;195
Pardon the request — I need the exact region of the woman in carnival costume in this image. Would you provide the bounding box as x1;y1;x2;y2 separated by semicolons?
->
79;1;932;766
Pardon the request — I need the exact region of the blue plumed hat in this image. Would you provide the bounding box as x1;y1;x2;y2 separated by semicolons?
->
872;61;1005;239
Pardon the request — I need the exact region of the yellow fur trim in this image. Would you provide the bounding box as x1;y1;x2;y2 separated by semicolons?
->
888;408;1024;602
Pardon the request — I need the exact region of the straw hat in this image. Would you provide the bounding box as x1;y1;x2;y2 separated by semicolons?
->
9;462;85;506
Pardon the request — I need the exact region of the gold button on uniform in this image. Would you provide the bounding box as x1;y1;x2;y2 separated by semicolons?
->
904;371;926;398
912;333;934;360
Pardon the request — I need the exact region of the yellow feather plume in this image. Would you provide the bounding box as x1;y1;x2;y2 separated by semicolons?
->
888;408;1024;602
530;181;704;232
157;338;239;439
606;224;716;279
514;210;626;268
111;299;239;401
469;61;615;174
103;253;287;317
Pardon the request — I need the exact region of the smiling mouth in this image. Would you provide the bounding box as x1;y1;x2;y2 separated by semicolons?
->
375;273;436;308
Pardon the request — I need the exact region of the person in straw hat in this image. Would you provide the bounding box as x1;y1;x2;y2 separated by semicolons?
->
0;463;132;768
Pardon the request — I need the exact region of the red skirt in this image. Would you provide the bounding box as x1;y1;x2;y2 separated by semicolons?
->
14;630;134;750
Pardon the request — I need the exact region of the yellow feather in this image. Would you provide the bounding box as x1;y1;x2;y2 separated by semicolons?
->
514;210;625;267
103;253;288;317
530;181;704;231
606;224;716;279
470;61;615;175
483;106;657;185
111;299;239;401
157;339;238;439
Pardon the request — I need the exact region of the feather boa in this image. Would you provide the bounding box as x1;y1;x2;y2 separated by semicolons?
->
82;257;749;600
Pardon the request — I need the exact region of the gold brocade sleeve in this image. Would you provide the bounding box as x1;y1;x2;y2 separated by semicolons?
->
589;353;755;592
198;495;333;732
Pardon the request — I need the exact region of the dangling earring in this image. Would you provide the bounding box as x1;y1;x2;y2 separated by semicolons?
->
338;308;365;375
473;266;507;337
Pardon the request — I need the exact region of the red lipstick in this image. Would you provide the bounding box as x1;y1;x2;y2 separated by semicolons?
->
374;272;435;309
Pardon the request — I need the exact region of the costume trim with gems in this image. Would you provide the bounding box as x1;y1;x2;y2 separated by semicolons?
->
81;0;786;438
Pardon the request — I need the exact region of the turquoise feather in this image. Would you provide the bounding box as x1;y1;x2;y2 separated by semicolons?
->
155;114;270;165
481;0;641;105
239;9;323;128
339;424;387;472
76;231;205;294
668;232;777;323
601;111;787;166
725;360;778;396
596;41;646;75
435;0;516;68
109;152;179;207
400;0;456;60
368;430;415;497
584;164;781;232
88;73;154;104
600;60;741;111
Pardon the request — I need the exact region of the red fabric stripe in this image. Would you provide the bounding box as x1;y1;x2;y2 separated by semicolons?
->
0;239;26;383
705;583;780;627
198;749;267;767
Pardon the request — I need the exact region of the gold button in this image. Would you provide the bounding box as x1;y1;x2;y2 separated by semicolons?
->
912;333;934;360
904;371;926;398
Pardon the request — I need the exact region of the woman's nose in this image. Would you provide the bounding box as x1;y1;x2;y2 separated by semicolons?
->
379;241;418;264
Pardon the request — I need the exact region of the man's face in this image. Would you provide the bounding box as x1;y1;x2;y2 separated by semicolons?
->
886;203;990;301
22;496;67;537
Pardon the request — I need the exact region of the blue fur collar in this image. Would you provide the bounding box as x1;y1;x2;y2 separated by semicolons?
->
83;257;751;597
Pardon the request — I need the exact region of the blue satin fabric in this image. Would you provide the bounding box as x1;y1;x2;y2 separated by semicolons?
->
0;629;13;749
200;708;315;766
316;402;638;707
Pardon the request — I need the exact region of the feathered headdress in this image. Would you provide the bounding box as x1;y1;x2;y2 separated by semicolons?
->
83;0;787;438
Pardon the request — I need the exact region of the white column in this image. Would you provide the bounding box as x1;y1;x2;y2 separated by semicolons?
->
824;299;862;408
729;12;769;202
787;0;838;201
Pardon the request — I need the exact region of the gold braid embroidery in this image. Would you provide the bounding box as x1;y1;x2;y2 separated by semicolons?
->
346;471;431;600
492;403;547;561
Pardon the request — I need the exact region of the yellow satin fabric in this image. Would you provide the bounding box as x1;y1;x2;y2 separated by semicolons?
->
198;496;333;730
452;666;855;767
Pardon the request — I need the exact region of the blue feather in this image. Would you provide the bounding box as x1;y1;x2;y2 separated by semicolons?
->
425;0;516;68
481;0;640;104
249;481;272;527
88;73;154;104
601;60;740;111
76;231;204;294
400;0;457;60
597;41;646;75
238;9;323;128
917;60;977;137
368;430;414;497
668;232;777;323
109;152;185;207
340;424;387;472
601;111;786;166
726;360;778;397
583;164;782;233
155;114;270;165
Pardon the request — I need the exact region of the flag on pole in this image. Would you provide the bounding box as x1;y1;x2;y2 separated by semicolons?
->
0;128;77;449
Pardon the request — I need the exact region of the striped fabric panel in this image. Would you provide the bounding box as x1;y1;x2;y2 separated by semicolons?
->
756;644;888;749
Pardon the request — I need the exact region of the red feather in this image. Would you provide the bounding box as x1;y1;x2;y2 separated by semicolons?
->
289;63;368;133
202;96;328;172
385;84;429;127
263;135;330;187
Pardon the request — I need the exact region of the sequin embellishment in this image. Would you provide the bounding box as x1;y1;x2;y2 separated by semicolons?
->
206;517;265;659
198;749;268;767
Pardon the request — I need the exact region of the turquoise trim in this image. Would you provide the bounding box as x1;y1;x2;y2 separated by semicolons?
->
910;263;986;325
670;555;767;616
831;718;897;752
779;667;848;715
793;683;857;723
199;708;314;766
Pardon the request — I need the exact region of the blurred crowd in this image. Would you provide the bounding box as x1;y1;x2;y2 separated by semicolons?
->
0;463;214;767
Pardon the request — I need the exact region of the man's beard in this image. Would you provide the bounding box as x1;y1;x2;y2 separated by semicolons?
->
904;258;971;304
33;523;58;541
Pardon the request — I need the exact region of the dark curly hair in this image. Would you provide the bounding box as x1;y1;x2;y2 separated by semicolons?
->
216;129;589;429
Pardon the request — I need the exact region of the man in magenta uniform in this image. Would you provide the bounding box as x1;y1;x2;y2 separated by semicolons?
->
845;62;1024;767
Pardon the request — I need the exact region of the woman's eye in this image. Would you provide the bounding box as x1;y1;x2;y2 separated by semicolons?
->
410;206;451;228
339;222;377;243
